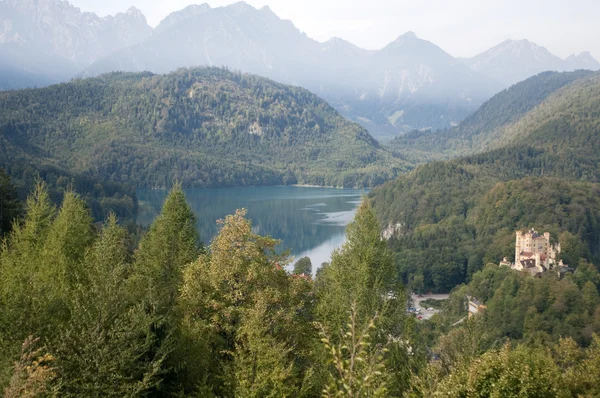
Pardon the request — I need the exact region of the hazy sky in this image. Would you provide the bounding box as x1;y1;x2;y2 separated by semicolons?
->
69;0;600;59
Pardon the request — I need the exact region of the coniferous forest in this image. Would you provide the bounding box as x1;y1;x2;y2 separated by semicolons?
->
0;179;599;396
1;65;600;396
0;68;407;192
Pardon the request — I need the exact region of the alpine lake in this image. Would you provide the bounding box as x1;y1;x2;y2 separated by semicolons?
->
137;186;368;272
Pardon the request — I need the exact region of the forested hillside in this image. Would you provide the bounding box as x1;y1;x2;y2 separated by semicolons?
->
0;67;408;190
389;70;595;163
1;183;599;396
441;264;600;346
409;263;600;396
371;71;600;292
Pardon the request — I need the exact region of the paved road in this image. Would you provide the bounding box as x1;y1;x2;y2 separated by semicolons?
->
410;293;450;320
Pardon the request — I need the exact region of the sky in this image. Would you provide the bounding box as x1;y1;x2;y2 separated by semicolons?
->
68;0;600;59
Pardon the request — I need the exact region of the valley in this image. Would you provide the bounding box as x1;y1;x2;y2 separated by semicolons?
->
0;67;407;220
371;70;600;292
1;1;600;396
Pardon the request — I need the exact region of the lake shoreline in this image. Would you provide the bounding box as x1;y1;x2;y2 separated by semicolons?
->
143;184;372;191
137;186;364;267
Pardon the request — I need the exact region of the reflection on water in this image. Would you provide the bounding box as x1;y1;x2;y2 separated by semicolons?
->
137;186;367;269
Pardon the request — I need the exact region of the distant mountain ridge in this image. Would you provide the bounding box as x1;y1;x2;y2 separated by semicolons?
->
82;4;501;140
388;70;596;162
0;0;152;87
462;39;600;87
0;0;501;139
1;0;598;140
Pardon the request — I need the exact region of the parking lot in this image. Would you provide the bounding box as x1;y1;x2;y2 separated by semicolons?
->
409;293;450;320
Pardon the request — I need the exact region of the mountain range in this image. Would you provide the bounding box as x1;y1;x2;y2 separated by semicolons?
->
388;70;596;162
0;0;151;87
461;39;600;87
80;2;499;140
0;0;598;140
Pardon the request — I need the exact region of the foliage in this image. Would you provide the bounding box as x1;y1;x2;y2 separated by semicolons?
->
178;208;315;396
420;298;445;309
373;72;600;291
1;182;598;396
293;256;313;275
51;215;165;396
0;168;22;236
3;337;55;398
0;162;138;223
441;264;600;347
0;184;185;395
132;184;200;315
415;335;600;397
373;122;600;291
320;306;388;397
433;343;566;397
0;67;409;190
315;200;418;396
315;200;399;338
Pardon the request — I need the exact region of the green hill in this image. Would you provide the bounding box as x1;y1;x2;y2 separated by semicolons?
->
0;67;409;190
370;72;600;292
388;70;595;163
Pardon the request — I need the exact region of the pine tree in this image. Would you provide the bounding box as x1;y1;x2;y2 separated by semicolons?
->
0;168;22;237
129;184;200;394
293;257;312;276
40;191;95;292
315;199;399;337
0;182;56;389
179;209;314;396
433;344;566;397
315;199;411;396
320;304;389;398
132;183;199;315
51;215;165;396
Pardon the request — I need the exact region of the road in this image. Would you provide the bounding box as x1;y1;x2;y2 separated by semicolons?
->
410;293;450;320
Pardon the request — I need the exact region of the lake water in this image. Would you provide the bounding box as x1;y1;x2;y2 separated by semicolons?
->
136;186;367;271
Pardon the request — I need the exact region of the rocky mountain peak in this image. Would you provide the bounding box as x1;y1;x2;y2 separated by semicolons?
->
402;31;418;39
227;1;255;13
125;6;144;18
0;0;152;68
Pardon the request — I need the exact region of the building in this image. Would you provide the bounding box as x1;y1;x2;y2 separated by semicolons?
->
466;295;486;317
500;228;566;276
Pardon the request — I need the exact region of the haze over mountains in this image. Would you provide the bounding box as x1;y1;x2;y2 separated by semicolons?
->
81;1;499;140
0;0;151;88
0;0;598;140
462;39;600;87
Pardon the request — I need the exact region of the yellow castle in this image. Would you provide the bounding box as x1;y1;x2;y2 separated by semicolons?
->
500;228;564;276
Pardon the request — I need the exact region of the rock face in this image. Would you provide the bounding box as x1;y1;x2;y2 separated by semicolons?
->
83;4;500;140
462;39;600;87
2;1;598;140
382;223;405;240
0;0;151;87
